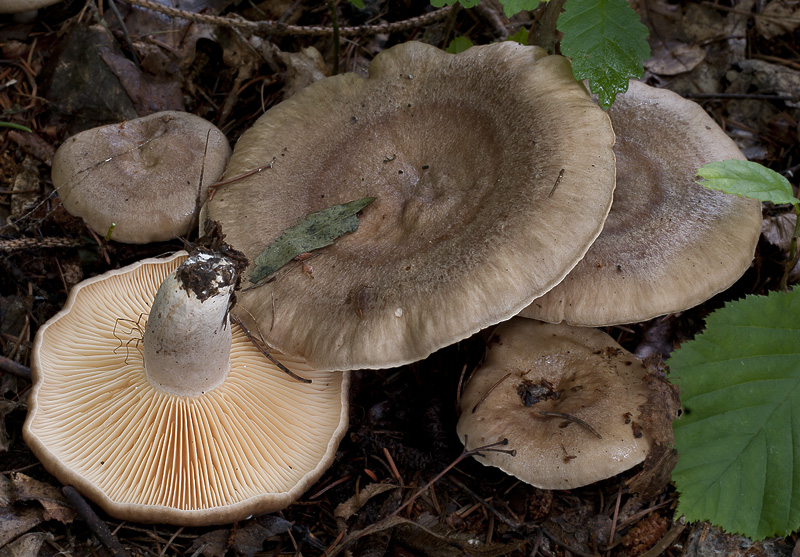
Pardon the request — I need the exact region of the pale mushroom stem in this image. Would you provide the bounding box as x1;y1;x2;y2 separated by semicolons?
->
143;252;236;397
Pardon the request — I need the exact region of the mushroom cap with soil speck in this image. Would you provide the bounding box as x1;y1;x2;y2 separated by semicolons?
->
52;111;230;244
457;318;653;490
519;80;762;326
207;41;616;371
23;251;349;526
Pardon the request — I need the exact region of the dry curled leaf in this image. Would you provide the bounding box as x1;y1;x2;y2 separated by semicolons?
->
334;482;398;521
757;0;800;39
12;474;75;524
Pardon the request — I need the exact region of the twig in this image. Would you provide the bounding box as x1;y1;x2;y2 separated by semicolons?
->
538;411;602;439
108;0;140;70
326;0;340;75
206;159;275;201
540;527;604;557
230;314;311;383
383;447;404;487
607;482;623;550
389;437;515;519
119;0;453;37
684;92;799;101
638;517;686;557
445;475;524;533
0;355;32;382
0;236;83;252
471;372;511;413
62;486;132;557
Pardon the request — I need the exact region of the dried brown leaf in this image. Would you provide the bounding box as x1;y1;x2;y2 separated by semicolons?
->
334;483;398;521
0;507;43;547
644;40;706;76
757;0;800;39
0;531;53;557
189;529;228;557
12;473;75;524
395;512;526;556
0;400;21;453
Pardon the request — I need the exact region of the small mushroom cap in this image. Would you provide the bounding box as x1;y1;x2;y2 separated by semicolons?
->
208;41;616;371
23;252;349;526
520;80;762;326
52;111;230;244
0;0;60;13
457;318;653;490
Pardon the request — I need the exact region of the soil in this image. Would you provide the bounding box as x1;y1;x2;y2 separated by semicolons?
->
1;0;799;555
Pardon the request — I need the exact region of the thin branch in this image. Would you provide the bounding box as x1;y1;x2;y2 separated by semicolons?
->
62;486;131;557
230;314;311;383
119;0;453;37
0;355;32;382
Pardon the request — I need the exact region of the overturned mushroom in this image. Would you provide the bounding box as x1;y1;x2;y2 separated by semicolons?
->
24;251;348;526
207;41;616;371
52;111;230;244
458;318;654;490
520;80;762;326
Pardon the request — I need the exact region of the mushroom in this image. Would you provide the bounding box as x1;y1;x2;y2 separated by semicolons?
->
206;41;616;371
0;0;60;14
52;111;230;244
519;80;762;326
457;318;653;490
23;251;349;526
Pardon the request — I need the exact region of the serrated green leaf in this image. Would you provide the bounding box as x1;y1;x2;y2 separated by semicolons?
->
249;197;375;284
430;0;480;9
506;27;530;45
669;289;800;540
557;0;650;109
499;0;540;18
697;159;798;206
445;36;474;54
348;0;365;8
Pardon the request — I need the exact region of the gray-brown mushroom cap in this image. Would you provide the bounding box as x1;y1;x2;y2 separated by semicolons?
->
0;0;60;13
52;111;230;244
23;252;349;526
207;41;616;371
520;80;762;326
457;318;653;490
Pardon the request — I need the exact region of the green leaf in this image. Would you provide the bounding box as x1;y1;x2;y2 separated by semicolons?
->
499;0;540;18
669;289;800;540
445;36;474;54
506;27;530;45
557;0;650;109
348;0;365;8
697;159;798;206
430;0;481;9
249;197;375;284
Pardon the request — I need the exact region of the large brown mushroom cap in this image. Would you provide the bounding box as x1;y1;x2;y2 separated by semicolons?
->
457;318;653;490
520;80;762;326
52;112;230;244
208;41;616;371
24;252;349;526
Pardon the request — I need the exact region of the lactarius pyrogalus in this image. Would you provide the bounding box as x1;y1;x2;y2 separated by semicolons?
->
24;251;349;526
52;111;230;244
458;318;654;489
520;80;762;326
207;41;616;371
